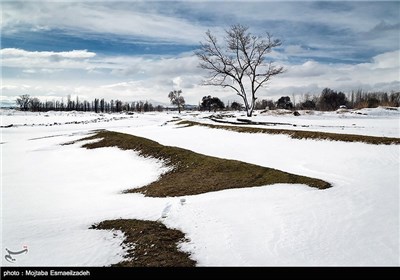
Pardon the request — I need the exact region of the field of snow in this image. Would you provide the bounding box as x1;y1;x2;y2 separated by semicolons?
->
1;108;399;266
186;107;400;138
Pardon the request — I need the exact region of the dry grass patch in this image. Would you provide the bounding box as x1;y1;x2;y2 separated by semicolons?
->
91;219;195;267
78;130;331;197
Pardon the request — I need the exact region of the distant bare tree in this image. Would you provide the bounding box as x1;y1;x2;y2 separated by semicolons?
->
168;90;185;113
16;94;31;111
196;24;284;117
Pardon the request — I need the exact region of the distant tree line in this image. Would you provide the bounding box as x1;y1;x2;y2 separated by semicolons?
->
198;89;399;114
253;88;400;111
15;88;399;113
198;89;399;113
15;94;164;113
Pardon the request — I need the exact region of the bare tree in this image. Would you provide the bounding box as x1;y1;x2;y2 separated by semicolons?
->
196;24;284;117
168;90;185;113
16;94;31;111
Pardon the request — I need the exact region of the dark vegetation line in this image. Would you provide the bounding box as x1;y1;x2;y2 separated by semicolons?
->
13;88;400;113
15;94;164;113
177;120;400;145
259;88;400;111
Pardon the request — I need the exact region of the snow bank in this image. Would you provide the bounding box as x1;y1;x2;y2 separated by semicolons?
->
187;108;400;138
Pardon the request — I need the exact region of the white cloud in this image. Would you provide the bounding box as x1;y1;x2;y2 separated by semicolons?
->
22;69;37;74
1;85;19;90
1;48;205;82
271;50;400;97
284;60;333;78
370;50;400;69
1;48;96;59
113;55;202;77
2;48;399;105
1;48;97;71
2;2;204;44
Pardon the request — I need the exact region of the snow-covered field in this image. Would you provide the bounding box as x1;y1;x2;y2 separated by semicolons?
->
1;108;399;266
185;107;400;138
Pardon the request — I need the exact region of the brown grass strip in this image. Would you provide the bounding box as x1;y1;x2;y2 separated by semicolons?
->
79;130;331;197
177;120;400;145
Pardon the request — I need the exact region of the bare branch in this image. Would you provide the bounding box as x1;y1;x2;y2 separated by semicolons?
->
196;24;285;117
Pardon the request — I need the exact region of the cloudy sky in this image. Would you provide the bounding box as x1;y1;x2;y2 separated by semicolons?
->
1;0;399;106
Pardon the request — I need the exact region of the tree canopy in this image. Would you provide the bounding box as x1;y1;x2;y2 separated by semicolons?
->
196;24;284;117
168;90;185;113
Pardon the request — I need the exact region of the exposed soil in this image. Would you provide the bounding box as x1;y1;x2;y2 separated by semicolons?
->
91;219;196;267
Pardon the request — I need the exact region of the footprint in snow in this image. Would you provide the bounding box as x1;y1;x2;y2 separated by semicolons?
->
161;203;172;218
161;199;187;218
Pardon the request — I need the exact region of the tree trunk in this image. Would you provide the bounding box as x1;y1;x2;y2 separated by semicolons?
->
243;96;254;117
246;108;253;117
